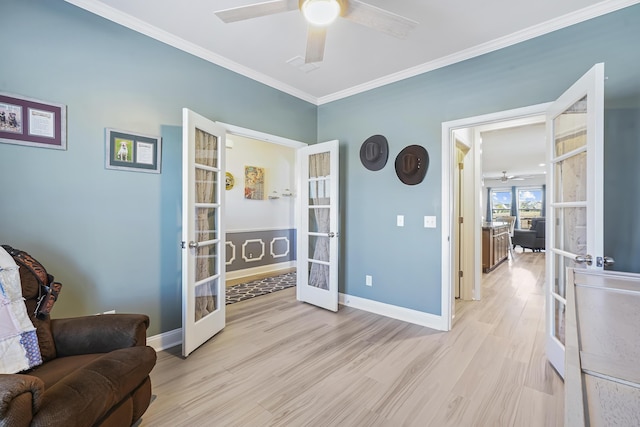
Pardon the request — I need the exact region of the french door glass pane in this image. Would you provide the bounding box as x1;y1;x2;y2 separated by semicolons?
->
553;95;587;156
309;179;330;205
194;278;218;322
309;152;330;177
308;235;330;263
554;152;586;203
308;207;330;234
195;243;218;281
553;254;583;298
195;128;218;168
308;261;329;290
554;207;586;254
195;168;218;204
554;298;566;346
195;207;218;242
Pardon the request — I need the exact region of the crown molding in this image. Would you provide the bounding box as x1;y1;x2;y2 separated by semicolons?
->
66;0;639;106
64;0;318;104
316;0;640;104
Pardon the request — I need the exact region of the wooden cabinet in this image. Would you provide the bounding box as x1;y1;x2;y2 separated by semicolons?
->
482;223;509;273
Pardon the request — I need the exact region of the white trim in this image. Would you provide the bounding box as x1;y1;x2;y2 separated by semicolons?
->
441;103;550;332
225;241;236;265
241;239;266;262
147;328;181;352
218;122;308;148
339;293;447;331
316;0;640;104
270;236;290;258
63;0;317;104
151;290;446;351
65;0;639;105
225;261;295;280
227;226;295;233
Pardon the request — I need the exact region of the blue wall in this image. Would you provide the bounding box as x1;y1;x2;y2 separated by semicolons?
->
2;1;640;335
318;5;640;314
0;0;316;336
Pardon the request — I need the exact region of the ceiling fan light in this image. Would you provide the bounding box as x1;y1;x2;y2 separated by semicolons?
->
301;0;340;26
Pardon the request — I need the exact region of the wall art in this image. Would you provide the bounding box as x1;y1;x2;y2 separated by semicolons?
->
0;92;67;150
105;128;162;173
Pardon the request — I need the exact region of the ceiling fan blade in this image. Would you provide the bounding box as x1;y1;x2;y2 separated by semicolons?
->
343;0;418;39
215;0;298;23
305;26;327;63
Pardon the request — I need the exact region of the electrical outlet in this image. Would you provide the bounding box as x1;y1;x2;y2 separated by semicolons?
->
397;215;404;227
365;275;372;286
424;216;437;228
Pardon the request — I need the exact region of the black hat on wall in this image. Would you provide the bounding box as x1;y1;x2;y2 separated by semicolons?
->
360;135;389;171
395;145;429;185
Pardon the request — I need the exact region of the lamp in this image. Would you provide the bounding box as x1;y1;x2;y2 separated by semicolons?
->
300;0;341;26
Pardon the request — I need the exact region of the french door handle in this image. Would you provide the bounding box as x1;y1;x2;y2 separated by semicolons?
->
189;241;200;248
327;232;338;238
575;254;592;265
596;256;615;267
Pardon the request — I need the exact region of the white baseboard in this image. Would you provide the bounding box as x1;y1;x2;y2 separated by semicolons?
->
147;291;446;352
225;261;295;281
147;328;181;352
339;293;447;331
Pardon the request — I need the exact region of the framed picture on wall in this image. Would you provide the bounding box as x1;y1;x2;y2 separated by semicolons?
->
0;92;67;150
244;165;265;200
105;128;162;173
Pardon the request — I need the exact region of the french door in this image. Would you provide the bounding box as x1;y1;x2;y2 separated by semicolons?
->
296;140;340;311
181;108;226;357
545;63;608;377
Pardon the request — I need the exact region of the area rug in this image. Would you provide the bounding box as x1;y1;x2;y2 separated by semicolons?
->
226;272;296;305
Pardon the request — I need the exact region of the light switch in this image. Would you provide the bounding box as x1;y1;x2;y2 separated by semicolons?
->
397;215;404;227
424;216;437;228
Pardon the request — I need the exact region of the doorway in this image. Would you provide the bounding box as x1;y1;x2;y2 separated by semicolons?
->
220;123;306;304
441;103;551;331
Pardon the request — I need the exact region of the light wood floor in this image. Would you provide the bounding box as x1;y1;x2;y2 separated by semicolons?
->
140;249;563;426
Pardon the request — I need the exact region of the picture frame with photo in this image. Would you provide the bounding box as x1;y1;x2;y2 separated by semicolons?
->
105;128;162;174
0;92;67;150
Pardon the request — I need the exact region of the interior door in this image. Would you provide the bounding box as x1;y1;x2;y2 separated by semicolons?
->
545;63;605;377
181;108;226;357
297;140;339;311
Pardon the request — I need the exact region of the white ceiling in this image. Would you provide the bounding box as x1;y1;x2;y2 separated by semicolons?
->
65;0;638;104
481;123;547;185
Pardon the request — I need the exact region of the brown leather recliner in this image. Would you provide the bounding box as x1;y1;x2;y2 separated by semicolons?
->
0;249;157;427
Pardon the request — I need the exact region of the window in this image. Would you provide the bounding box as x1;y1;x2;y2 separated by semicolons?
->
491;189;512;220
517;187;543;229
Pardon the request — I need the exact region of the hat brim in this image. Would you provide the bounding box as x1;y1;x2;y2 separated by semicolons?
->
360;135;389;171
395;145;429;185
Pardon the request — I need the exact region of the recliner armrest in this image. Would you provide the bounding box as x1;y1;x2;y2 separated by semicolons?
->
51;314;150;357
0;374;44;427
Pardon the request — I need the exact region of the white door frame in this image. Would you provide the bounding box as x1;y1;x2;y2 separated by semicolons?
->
219;122;308;150
217;122;307;275
441;103;550;331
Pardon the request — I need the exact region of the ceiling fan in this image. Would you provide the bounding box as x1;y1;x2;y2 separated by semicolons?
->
214;0;417;63
500;171;525;182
